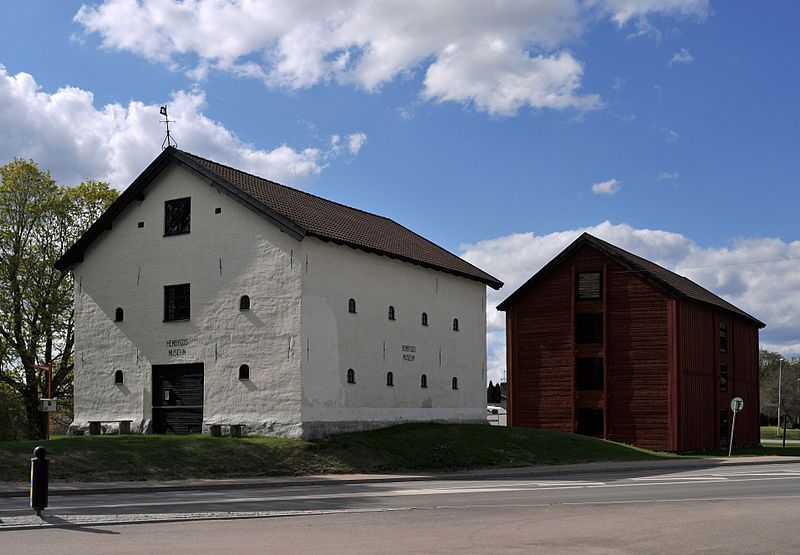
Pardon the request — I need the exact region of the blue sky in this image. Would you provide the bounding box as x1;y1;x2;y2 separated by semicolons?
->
2;1;799;380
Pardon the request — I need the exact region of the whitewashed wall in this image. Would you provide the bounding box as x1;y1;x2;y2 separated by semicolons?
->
299;237;487;437
71;163;304;436
71;161;489;438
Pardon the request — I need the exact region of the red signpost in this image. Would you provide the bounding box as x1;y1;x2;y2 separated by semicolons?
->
32;363;53;440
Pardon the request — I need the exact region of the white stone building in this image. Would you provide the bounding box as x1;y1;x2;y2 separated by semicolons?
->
57;148;502;438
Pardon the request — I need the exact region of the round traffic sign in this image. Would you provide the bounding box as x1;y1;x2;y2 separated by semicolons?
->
730;396;744;412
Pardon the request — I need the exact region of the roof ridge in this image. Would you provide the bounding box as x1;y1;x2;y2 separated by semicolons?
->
178;148;395;223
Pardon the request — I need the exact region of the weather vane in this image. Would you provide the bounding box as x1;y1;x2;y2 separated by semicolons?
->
160;105;177;149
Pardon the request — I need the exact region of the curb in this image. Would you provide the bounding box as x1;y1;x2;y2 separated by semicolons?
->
2;456;796;499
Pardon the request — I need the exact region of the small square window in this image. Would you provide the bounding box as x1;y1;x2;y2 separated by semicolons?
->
576;409;604;437
576;272;602;300
576;358;603;390
720;364;728;392
576;313;603;344
164;197;191;236
719;322;728;352
215;207;222;214
164;283;190;321
137;221;145;228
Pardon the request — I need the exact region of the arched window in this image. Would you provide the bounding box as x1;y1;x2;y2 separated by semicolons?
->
421;374;428;388
239;295;251;310
348;298;357;313
421;312;428;326
452;318;459;331
114;370;124;384
386;372;394;386
347;368;356;384
114;307;124;322
388;306;395;320
238;364;250;380
451;377;458;390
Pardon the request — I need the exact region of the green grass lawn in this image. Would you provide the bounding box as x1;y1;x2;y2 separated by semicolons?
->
761;426;800;441
2;423;796;484
0;424;666;483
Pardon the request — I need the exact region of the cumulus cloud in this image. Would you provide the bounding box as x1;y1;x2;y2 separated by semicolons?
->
422;44;601;116
0;65;364;188
670;48;695;65
74;0;706;117
460;221;800;383
591;178;622;195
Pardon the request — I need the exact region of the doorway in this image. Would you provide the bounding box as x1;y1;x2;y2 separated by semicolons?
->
152;363;204;434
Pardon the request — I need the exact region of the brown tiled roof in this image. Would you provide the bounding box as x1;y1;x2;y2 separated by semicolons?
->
56;147;502;289
497;232;765;328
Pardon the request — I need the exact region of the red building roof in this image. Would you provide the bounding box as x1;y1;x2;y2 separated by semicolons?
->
497;232;764;328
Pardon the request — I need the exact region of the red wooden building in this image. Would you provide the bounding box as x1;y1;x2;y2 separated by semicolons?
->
497;233;765;452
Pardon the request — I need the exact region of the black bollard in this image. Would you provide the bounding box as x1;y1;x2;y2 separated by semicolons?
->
30;446;48;516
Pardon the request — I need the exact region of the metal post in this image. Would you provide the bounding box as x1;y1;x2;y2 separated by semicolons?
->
30;446;49;516
46;365;52;441
728;409;737;457
783;412;788;448
777;359;783;435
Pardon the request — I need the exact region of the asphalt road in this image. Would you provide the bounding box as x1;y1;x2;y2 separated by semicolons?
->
2;462;800;553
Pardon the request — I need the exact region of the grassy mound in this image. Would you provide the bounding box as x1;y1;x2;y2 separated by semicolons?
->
0;423;683;483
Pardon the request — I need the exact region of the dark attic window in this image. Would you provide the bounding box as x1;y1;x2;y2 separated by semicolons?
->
348;298;357;313
164;284;190;321
215;207;222;214
164;197;191;236
137;221;144;228
114;370;124;385
114;307;124;322
239;364;250;380
576;313;603;344
240;295;251;311
576;272;602;300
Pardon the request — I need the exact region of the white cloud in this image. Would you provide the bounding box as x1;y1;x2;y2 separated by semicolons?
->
594;0;709;26
591;178;622;195
347;132;367;155
0;65;364;188
657;171;680;180
670;48;695;65
460;221;800;384
422;44;601;116
660;127;679;142
74;0;706;117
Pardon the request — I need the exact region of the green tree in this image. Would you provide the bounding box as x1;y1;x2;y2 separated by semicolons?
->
0;159;117;439
759;349;800;426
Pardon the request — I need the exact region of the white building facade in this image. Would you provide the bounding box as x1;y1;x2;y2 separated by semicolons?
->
59;148;502;438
